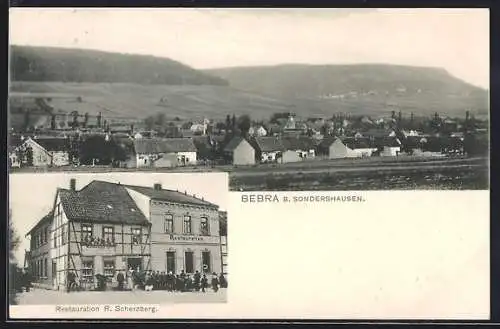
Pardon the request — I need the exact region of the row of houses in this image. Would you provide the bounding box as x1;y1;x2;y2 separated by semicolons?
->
10;128;472;169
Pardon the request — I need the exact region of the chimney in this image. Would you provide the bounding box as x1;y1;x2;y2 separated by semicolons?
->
154;183;162;191
70;178;76;191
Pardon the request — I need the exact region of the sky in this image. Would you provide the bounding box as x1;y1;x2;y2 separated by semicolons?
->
9;172;228;264
9;8;489;88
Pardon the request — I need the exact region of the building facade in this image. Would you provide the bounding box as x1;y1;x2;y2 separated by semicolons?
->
26;179;224;291
223;136;256;166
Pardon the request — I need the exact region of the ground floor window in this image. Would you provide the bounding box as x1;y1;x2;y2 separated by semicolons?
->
82;259;94;283
202;251;211;273
44;258;48;278
103;259;115;281
166;251;175;273
185;251;194;273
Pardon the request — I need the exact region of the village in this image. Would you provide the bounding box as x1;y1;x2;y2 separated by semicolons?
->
7;103;489;172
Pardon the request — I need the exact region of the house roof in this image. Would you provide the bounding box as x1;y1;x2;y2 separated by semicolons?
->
381;137;402;147
223;136;247;152
361;129;394;138
30;137;70;152
125;184;218;209
133;138;197;154
281;137;316;151
26;212;54;237
58;181;150;226
341;137;375;149
254;137;286;152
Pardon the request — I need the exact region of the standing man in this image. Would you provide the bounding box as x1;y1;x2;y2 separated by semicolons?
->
193;271;201;292
67;270;76;293
116;271;125;291
201;274;208;293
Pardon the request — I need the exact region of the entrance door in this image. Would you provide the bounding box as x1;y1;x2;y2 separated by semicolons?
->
127;258;142;271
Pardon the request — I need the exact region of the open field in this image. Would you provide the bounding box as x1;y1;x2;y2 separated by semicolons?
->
10;156;489;191
10;81;294;122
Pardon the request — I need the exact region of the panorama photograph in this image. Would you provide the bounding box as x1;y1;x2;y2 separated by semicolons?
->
8;8;489;191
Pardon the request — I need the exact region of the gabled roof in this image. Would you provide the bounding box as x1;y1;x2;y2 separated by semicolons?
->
281;137;316;151
125;184;218;209
29;137;70;152
223;136;247;152
58;181;150;225
133;138;197;154
381;137;402;147
254;137;286;152
341;137;375;149
26;212;54;237
361;129;394;138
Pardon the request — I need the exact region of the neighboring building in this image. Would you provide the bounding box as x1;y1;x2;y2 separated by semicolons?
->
18;137;71;167
282;137;317;159
26;179;224;291
359;129;396;139
223;136;255;166
252;137;286;163
128;138;198;168
125;182;222;276
280;150;302;163
219;211;228;278
380;137;402;157
318;137;376;159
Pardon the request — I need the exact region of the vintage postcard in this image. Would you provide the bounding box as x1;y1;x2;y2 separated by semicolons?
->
8;7;489;320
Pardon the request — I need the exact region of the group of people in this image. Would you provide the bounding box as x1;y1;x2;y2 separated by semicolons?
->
116;267;228;293
81;235;115;248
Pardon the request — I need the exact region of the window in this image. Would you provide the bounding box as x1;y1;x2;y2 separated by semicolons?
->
103;227;114;244
132;228;142;244
164;214;174;233
44;227;49;244
183;215;192;234
200;217;209;236
82;260;94;283
53;231;57;248
82;224;93;241
202;251;211;273
44;258;48;278
185;251;194;273
61;225;66;245
103;260;115;280
166;251;176;273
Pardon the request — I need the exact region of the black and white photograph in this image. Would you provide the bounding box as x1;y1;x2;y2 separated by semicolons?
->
8;173;229;305
8;8;489;191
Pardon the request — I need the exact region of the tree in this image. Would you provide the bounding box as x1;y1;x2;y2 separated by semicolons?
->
71;111;79;129
155;113;166;127
237;115;251;137
97;112;102;128
23;110;30;132
50;114;56;130
83;112;89;128
144;116;156;131
225;115;231;131
231;114;236;131
9;210;21;305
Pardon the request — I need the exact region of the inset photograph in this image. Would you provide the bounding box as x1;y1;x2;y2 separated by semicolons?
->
8;173;228;305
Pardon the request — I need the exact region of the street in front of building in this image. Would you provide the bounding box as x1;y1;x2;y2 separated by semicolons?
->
15;287;227;305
